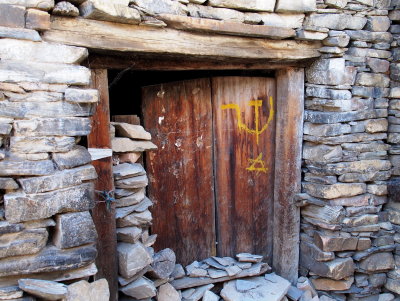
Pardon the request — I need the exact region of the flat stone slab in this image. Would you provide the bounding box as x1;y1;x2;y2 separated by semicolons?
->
112;122;151;140
220;273;290;301
18;279;68;300
113;163;145;180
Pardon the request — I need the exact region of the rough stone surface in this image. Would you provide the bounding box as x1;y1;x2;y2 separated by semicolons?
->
65;279;109;301
208;0;275;12
53;212;97;249
275;0;315;13
18;279;68;300
120;277;157;299
157;283;180;301
52;145;92;169
117;242;153;279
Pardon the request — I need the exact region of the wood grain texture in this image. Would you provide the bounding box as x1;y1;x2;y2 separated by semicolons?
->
43;17;321;62
87;69;118;301
212;77;276;263
142;78;216;265
158;14;295;39
273;68;304;284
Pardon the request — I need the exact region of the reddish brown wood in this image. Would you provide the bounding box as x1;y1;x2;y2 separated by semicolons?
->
273;68;304;283
212;77;276;263
142;78;216;265
87;69;118;301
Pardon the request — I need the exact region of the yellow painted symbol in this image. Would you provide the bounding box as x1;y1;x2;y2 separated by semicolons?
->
246;153;268;173
221;96;274;145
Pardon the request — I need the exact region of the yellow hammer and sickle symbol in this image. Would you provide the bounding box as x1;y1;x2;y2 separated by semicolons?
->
221;96;275;145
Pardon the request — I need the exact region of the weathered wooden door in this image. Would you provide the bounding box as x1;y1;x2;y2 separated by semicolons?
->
143;77;276;265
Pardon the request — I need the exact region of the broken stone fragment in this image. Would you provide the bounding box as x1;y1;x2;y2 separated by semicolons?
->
157;283;180;301
132;0;188;15
359;252;395;272
171;264;185;279
0;245;97;277
64;88;99;103
115;174;148;189
115;188;145;208
117;242;153;279
236;253;263;263
112;122;152;140
148;248;176;279
4;182;94;223
120;276;156;299
0;178;18;190
0;285;23;299
300;254;354;280
10;136;76;154
314;232;358;252
65;279;109;301
53;211;97;249
310;276;353;291
112;137;157;152
207;0;275;12
182;283;213;301
18;279;68;300
117;210;152;227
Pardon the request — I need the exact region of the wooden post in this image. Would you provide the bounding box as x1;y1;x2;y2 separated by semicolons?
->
88;69;119;301
273;68;304;284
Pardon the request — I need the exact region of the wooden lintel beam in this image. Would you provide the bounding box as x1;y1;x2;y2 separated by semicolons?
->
43;17;321;63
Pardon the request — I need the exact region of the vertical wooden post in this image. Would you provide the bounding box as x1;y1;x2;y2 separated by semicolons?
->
88;69;119;301
273;68;304;284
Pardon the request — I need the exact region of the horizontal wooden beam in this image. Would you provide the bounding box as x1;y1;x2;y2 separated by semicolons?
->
43;17;321;63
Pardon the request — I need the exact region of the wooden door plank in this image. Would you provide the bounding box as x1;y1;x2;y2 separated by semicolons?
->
43;17;321;62
142;78;216;265
273;68;304;284
87;69;118;301
212;77;276;263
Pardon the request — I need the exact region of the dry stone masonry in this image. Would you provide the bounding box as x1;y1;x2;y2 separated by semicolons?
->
0;0;399;300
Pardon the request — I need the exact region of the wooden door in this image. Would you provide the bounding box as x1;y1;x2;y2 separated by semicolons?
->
142;79;216;265
143;77;276;265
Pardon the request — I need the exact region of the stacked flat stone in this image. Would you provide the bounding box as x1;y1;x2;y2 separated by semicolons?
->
0;0;105;297
300;0;398;300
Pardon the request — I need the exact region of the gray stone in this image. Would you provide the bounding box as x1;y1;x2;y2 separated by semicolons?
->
314;232;358;252
113;163;145;180
304;123;351;137
367;58;390;73
0;60;91;85
52;1;79;17
347;47;391;59
18;279;67;300
0;4;25;28
0;286;23;299
148;248;176;279
359;252;395;272
157;283;180;301
0;245;96;276
0;101;93;118
221;274;290;301
187;3;244;22
112;122;151;140
300;255;354;280
0;39;87;64
53;145;92;169
80;0;141;25
4;90;63;102
53;211;97;249
116;227;142;243
115;188;145;208
325;0;348;8
14;117;91;136
4;183;94;223
117;242;153;279
306;58;356;86
304;132;387;145
0;158;55;176
0;0;54;10
10;136;75;154
64;88;99;103
275;0;315;12
300;241;335;262
259;13;304;28
115;174;148;189
203;290;219;301
0;25;41;41
18;165;96;194
366;16;391;32
0;178;18;190
311;277;353;291
0;228;47;259
303;183;366;199
208;0;275;12
182;283;214;301
302;204;344;224
345;30;392;43
306;86;351;100
303;143;342;163
133;0;187;15
304;14;367;30
120;277;156;299
356;73;390;87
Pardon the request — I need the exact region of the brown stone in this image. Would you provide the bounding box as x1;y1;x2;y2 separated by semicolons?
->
0;4;25;28
25;9;50;30
311;277;353;291
314;232;358;252
302;183;366;199
359;252;395;272
300;254;354;280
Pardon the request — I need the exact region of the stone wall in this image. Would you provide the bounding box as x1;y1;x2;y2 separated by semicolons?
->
0;0;400;300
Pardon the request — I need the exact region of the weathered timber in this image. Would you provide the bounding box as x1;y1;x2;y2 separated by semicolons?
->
87;69;118;301
273;68;304;284
157;14;295;39
170;263;270;290
212;77;276;262
43;17;321;62
142;78;216;265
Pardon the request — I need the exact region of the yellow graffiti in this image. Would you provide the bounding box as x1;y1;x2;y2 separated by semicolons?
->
221;96;274;145
246;153;268;173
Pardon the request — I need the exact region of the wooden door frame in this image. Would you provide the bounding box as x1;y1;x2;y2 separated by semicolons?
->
89;63;303;295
